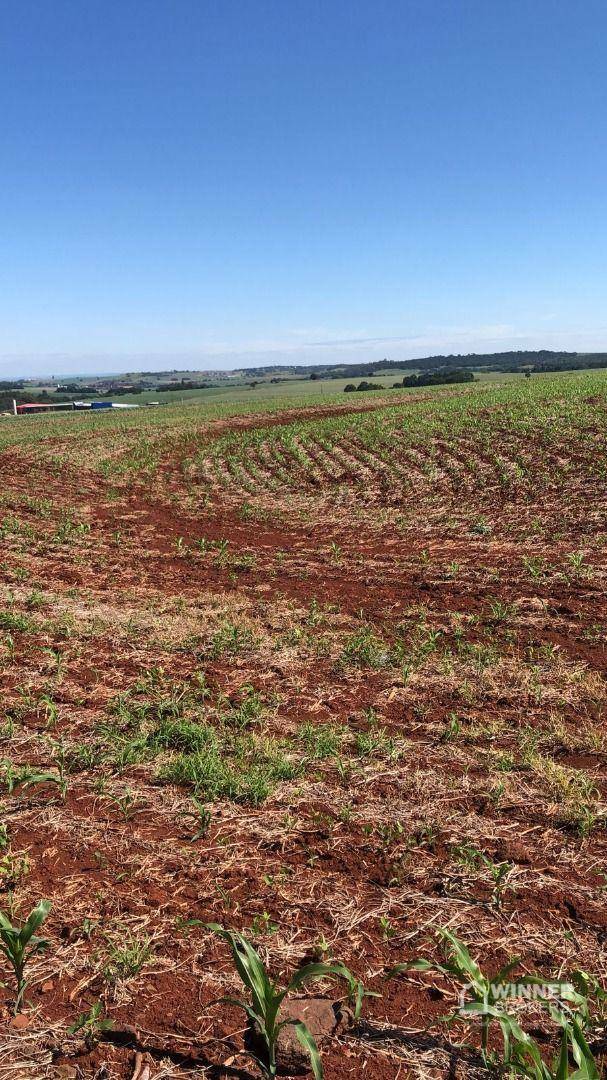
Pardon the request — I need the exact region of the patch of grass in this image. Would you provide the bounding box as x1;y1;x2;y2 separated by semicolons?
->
148;717;217;753
101;929;154;983
0;611;38;633
158;732;299;805
298;722;346;759
223;685;265;729
355;727;401;759
338;627;391;669
524;752;601;835
208;620;257;658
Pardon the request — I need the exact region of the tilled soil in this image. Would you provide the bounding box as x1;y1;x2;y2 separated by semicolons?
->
0;389;606;1079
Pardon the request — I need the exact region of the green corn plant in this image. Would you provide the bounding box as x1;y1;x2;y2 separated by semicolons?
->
47;739;70;798
526;971;606;1079
439;713;461;743
214;538;230;566
488;858;515;909
389;929;548;1066
0;899;51;1012
181;795;211;840
510;1013;600;1079
207;923;372;1078
453;843;515;909
38;694;59;728
522;554;547;581
488;599;513;623
390;931;605;1076
105;788;141;820
566;970;607;1026
1;760;65;798
566;551;590;578
0;850;30;891
68;999;114;1047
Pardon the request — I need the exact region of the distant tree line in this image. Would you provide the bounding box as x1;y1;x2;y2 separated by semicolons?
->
58;379;219;396
241;350;607;379
156;380;217;391
59;383;97;394
395;369;475;387
343;380;382;392
397;350;578;372
519;353;607;373
344;369;475;394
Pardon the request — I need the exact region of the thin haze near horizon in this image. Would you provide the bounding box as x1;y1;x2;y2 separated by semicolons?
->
2;0;607;380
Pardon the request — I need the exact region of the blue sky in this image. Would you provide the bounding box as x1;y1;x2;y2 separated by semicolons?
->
2;0;607;378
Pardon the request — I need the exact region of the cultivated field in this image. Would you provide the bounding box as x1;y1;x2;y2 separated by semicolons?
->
0;371;606;1078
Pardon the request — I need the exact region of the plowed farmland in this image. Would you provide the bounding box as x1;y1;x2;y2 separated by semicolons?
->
0;372;606;1079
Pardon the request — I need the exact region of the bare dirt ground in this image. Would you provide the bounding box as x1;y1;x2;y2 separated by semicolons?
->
0;388;606;1079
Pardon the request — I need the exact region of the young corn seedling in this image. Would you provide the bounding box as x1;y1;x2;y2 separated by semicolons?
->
214;538;230;566
453;843;515;909
488;858;515;909
439;713;461;743
530;971;605;1079
395;924;606;1076
565;550;592;580
522;555;547;582
47;739;70;798
329;542;342;564
1;761;65;798
509;971;604;1080
69;999;114;1048
181;796;211;840
105;788;141;821
0;899;51;1012
207;923;374;1078
38;694;59;728
389;929;547;1067
510;1014;600;1079
0;850;30;892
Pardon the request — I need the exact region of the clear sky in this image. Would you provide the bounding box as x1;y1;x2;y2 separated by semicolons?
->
2;0;607;378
